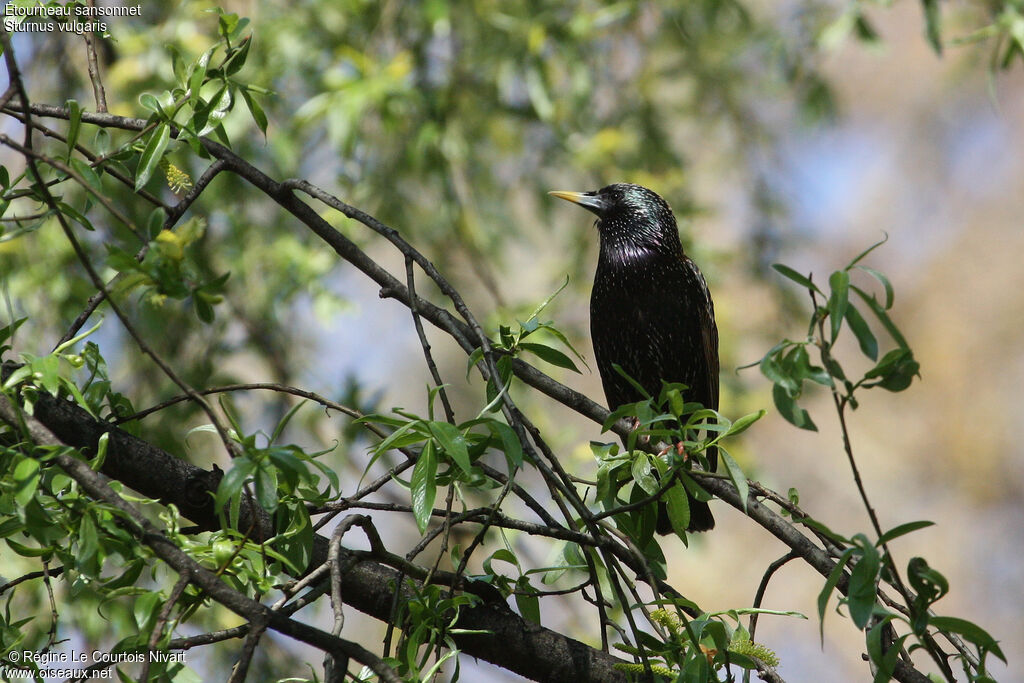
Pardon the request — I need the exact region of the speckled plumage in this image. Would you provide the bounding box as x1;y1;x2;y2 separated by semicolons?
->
553;183;719;533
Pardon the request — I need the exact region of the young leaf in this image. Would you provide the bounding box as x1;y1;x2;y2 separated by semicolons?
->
429;421;472;474
13;458;41;507
631;454;658;495
772;384;817;431
844;304;878;360
611;363;651;400
514;577;541;624
240;87;268;135
66;99;82;155
818;549;853;643
135;123;171;191
488;421;523;470
907;556;949;609
518;342;580;372
866;617;903;682
772;264;820;292
876;520;934;546
662;480;690;538
845;233;888;269
410;441;437;534
721;409;766;439
921;0;943;55
928;616;1006;663
854;265;894;310
719;450;749;512
864;348;920;392
827;270;850;342
847;539;881;629
851;285;909;349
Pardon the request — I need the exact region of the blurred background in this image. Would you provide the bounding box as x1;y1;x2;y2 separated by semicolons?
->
2;0;1022;680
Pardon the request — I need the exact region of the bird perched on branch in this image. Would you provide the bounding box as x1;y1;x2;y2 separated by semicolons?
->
550;183;719;534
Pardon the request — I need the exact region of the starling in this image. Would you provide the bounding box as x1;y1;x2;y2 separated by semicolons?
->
550;183;719;534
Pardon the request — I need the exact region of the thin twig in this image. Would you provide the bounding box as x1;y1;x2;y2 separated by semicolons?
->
139;572;191;682
405;254;455;423
82;0;108;112
227;615;267;683
809;286;954;680
748;551;799;650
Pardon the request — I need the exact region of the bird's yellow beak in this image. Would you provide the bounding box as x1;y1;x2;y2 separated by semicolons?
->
548;190;607;214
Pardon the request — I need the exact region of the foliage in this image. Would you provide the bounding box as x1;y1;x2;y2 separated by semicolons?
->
0;1;1017;682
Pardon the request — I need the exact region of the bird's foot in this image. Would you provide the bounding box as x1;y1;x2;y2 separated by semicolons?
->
629;417;651;445
657;441;688;459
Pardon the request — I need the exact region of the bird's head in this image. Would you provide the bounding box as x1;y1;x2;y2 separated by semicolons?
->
549;183;681;259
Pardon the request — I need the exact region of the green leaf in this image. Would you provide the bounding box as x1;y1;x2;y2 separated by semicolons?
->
429;421;472;474
772;264;820;292
845;233;889;269
135;123;171;191
240;87;268;135
518;342;580;372
410;441;437;534
866;617;903;682
827;270;850;343
514;577;541;624
854;14;879;43
189;48;213;108
611;363;650;400
77;512;100;575
720;409;765;439
818;549;853;643
0;317;27;351
94;127;111;156
371;419;424;455
465;346;485;379
665;387;685;418
13;458;41;507
198;87;233;136
851;285;909;348
907;556;948;611
254;459;279;513
193;295;214;323
488;420;523;470
877;520;934;546
863;348;920;392
224;35;252;76
786;344;832;387
928;616;1006;663
146;207;167;239
66;99;82;155
772;384;817;431
214;456;256;509
854;266;894;309
921;0;942;55
537;322;589;371
847;537;880;629
139;93;166;117
631;454;658;495
662;480;690;538
57;201;95;231
759;345;799;394
133;590;162;632
719;450;748;512
844;304;878;361
70;158;103;194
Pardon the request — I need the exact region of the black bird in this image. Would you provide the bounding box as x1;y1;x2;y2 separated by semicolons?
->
550;183;719;534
